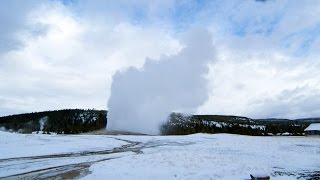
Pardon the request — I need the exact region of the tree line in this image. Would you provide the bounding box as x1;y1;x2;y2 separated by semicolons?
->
160;113;319;136
0;109;107;134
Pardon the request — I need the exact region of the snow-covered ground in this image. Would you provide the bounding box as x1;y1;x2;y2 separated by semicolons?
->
0;131;319;179
0;131;127;159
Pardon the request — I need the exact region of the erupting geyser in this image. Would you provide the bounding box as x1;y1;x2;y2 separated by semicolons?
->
107;29;216;134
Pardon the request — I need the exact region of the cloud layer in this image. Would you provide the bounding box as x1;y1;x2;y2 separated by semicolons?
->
1;0;320;121
0;1;180;115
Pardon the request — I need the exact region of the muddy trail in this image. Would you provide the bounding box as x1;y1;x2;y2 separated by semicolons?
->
0;138;192;180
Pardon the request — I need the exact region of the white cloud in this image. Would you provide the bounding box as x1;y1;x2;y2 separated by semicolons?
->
0;1;180;115
198;53;320;118
1;0;320;120
0;0;47;53
193;0;320;119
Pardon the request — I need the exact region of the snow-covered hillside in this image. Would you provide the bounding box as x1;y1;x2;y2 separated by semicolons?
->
0;131;319;179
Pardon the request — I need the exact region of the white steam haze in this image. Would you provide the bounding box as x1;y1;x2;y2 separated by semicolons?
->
39;116;48;131
107;29;215;134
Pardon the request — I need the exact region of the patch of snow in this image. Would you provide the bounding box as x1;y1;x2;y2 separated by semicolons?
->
207;121;228;128
282;132;291;136
239;124;265;130
305;123;320;131
31;131;57;135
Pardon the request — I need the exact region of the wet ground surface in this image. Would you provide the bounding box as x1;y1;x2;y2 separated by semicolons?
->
0;137;193;180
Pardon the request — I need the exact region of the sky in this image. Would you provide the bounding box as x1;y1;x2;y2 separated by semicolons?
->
1;0;320;119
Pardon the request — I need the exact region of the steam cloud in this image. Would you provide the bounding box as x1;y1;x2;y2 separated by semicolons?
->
107;29;216;134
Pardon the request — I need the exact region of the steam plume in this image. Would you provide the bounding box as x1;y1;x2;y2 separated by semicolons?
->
107;29;215;134
39;116;48;131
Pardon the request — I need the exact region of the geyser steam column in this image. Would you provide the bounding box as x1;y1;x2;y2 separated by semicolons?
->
107;29;216;134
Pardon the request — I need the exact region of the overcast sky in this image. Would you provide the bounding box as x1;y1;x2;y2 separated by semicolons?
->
1;0;320;119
